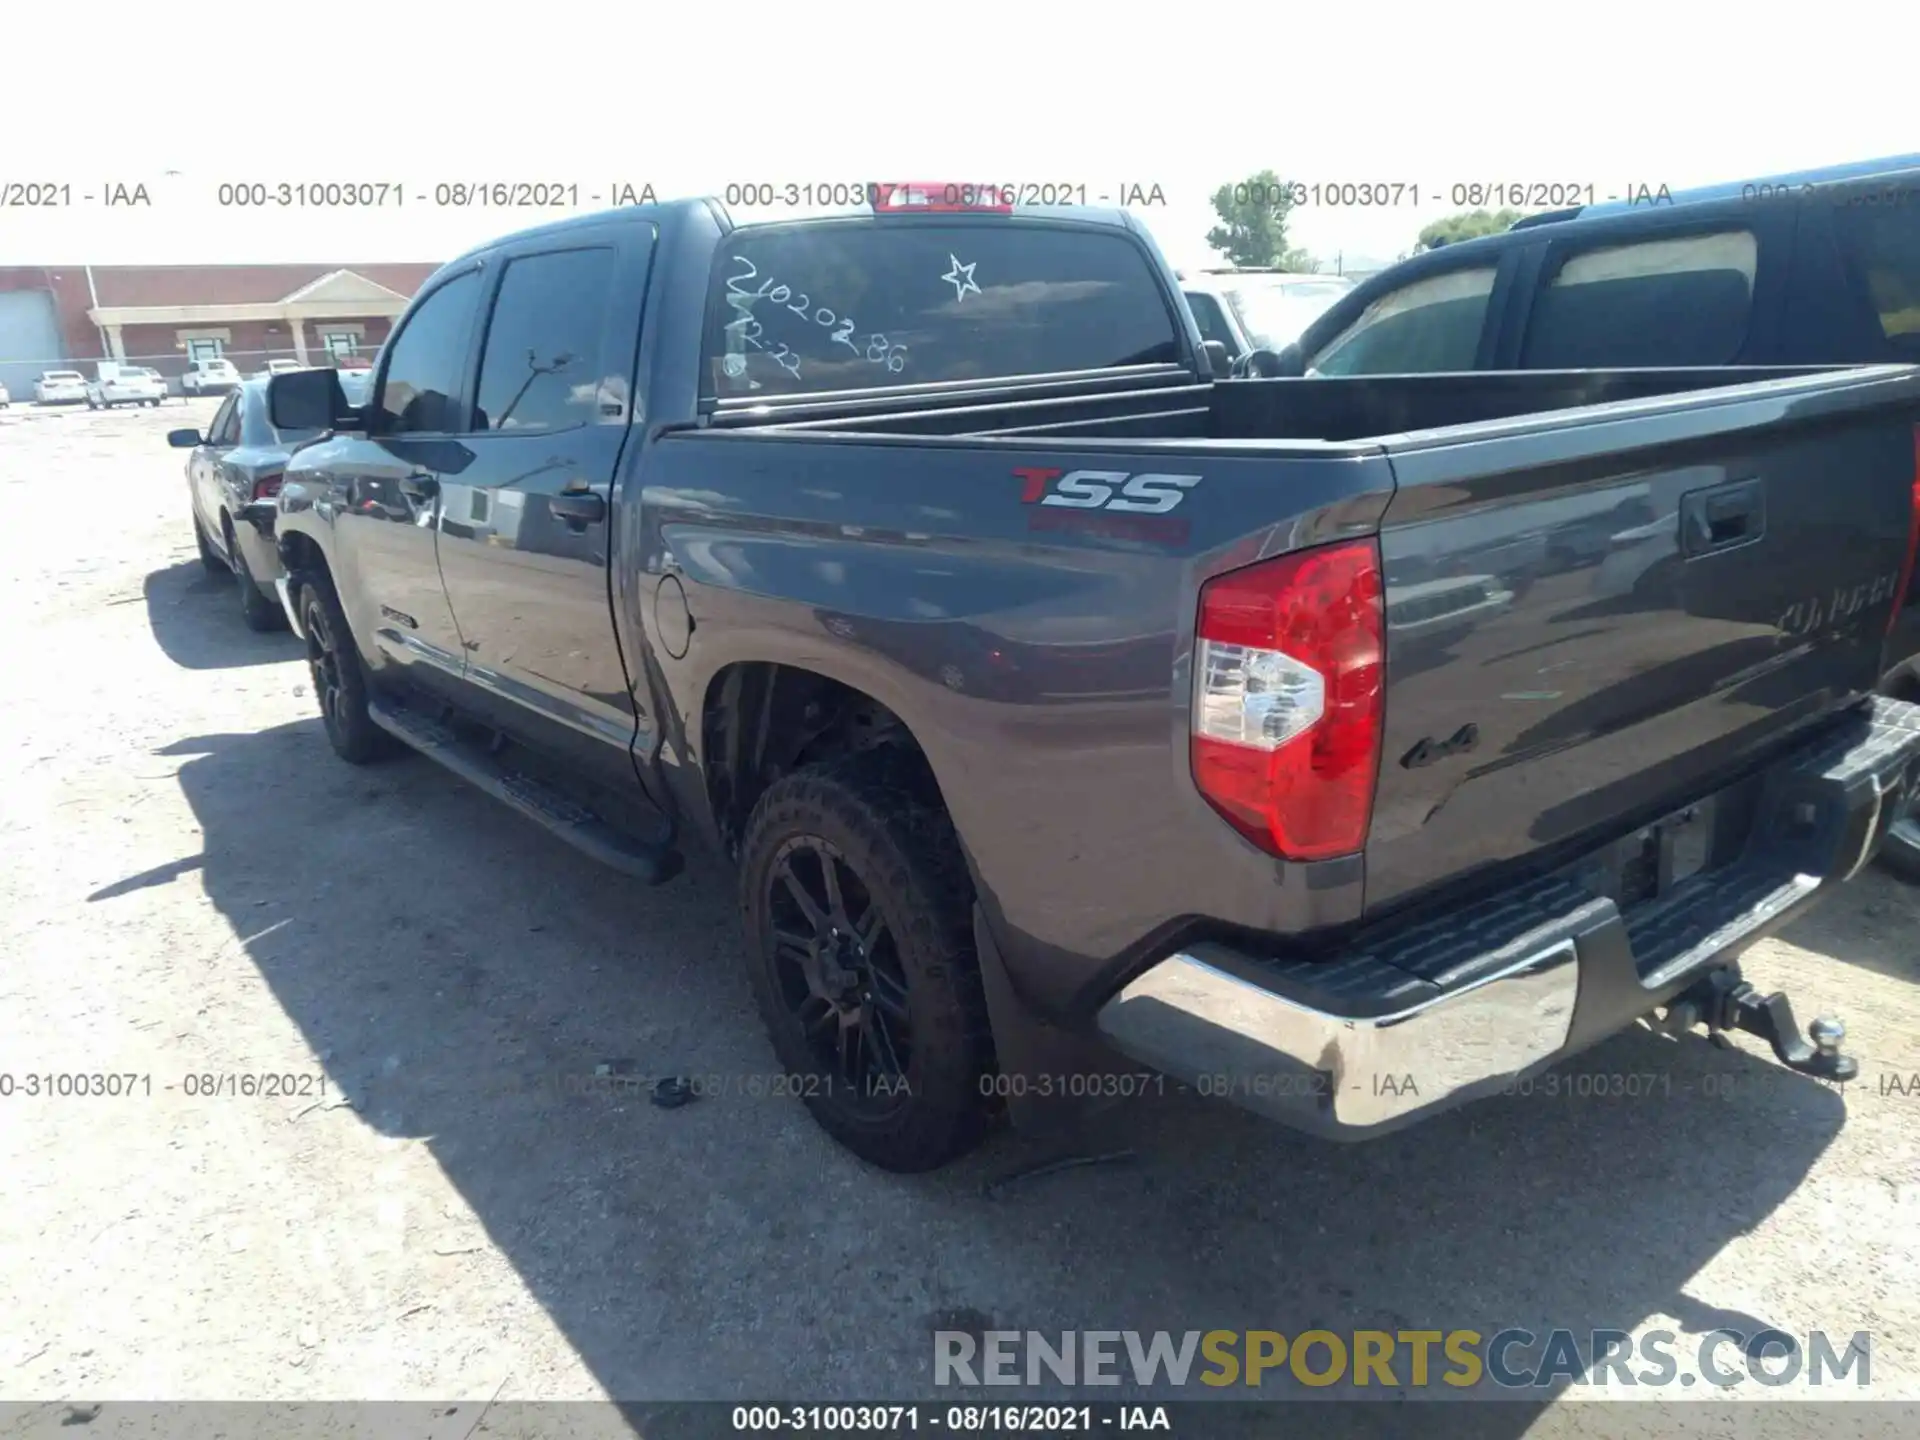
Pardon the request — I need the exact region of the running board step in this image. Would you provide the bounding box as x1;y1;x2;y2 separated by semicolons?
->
367;698;684;885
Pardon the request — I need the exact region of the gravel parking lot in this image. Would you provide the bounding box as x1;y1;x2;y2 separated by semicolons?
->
4;400;1920;1436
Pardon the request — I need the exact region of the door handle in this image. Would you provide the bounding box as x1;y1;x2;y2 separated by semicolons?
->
1680;478;1764;558
550;491;607;526
399;472;439;501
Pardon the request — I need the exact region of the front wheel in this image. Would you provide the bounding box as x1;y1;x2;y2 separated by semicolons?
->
300;573;399;764
739;748;995;1172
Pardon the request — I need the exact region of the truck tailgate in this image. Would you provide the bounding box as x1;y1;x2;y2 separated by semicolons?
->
1366;366;1920;912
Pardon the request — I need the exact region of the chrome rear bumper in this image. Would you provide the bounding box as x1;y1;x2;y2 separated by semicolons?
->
1095;694;1920;1139
1098;940;1578;1133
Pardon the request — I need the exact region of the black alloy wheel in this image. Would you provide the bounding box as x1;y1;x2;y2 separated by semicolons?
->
766;834;916;1115
739;749;995;1172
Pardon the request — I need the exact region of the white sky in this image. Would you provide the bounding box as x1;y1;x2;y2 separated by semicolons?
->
1;2;1910;275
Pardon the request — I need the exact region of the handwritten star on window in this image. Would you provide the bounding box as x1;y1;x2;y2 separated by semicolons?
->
942;255;981;303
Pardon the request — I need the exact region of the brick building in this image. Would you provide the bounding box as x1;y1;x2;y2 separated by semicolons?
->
0;263;441;395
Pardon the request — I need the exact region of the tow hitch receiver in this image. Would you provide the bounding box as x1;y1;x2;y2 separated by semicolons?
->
1656;968;1857;1081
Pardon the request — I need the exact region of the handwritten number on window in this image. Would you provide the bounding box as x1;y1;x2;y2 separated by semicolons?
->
723;252;909;379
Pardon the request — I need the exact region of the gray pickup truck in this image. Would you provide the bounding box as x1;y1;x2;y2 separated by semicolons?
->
266;184;1920;1172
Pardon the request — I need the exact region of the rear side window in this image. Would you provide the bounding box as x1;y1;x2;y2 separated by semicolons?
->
242;391;275;446
703;222;1181;398
1830;190;1920;356
473;247;618;432
206;393;239;444
1521;230;1757;368
1307;267;1496;375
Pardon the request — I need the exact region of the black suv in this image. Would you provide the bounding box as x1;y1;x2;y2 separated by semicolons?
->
1275;154;1920;882
1278;153;1920;378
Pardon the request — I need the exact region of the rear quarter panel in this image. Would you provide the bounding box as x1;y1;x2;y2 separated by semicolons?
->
623;428;1395;1016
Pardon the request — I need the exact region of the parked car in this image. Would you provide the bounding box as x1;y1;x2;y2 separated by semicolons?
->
1181;269;1355;360
167;373;368;631
265;189;1920;1173
181;357;242;396
0;380;10;408
255;358;310;380
33;370;89;404
85;362;168;409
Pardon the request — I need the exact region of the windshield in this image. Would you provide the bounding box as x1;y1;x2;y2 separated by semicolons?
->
1222;278;1354;350
46;371;83;382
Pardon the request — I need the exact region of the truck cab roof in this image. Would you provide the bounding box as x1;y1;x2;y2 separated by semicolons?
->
439;193;1153;271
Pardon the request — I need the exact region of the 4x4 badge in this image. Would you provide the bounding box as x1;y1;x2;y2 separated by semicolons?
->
1401;724;1479;769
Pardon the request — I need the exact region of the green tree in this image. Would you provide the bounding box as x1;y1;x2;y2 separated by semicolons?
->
1415;208;1525;251
1207;169;1318;270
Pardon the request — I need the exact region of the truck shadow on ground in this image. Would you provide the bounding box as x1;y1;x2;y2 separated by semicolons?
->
109;710;1857;1438
143;559;299;670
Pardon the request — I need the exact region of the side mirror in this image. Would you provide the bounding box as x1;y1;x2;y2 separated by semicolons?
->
166;428;203;448
269;367;361;433
1198;339;1233;378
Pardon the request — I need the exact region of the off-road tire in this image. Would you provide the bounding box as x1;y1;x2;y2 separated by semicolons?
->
299;571;399;764
739;747;995;1172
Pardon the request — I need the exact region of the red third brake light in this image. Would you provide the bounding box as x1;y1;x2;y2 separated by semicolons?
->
870;180;1013;214
1890;424;1920;638
1190;539;1385;861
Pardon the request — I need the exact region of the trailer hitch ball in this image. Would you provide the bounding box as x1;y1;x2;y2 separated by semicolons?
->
1671;968;1860;1081
1809;1015;1846;1062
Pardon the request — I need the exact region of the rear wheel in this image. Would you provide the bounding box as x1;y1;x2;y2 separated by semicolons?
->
192;512;224;577
227;524;284;632
739;748;995;1172
300;572;399;764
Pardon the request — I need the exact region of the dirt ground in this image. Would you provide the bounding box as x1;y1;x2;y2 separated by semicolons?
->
2;399;1918;1436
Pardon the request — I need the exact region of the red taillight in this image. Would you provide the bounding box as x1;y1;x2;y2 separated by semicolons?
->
252;474;283;501
1190;539;1385;861
1891;425;1920;638
870;180;1013;213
